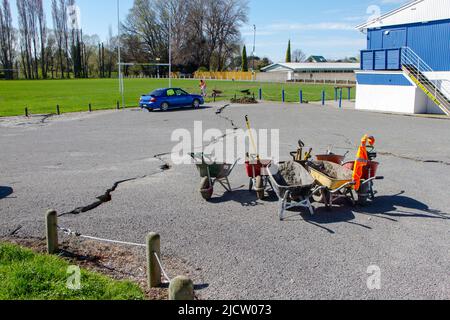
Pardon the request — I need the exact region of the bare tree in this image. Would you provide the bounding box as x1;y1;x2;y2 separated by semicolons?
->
293;49;306;63
123;0;248;72
0;0;15;79
52;0;65;78
17;0;33;78
36;0;47;78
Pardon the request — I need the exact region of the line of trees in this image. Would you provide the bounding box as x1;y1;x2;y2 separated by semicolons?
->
0;0;126;80
122;0;249;74
0;0;251;80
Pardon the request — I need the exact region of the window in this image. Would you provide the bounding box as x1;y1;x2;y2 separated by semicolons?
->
166;89;175;96
175;89;188;96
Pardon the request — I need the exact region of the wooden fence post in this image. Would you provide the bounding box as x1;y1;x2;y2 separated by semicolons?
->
46;210;58;254
146;232;161;288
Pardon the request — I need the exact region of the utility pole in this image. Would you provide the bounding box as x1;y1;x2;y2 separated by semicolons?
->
252;24;256;71
168;11;172;88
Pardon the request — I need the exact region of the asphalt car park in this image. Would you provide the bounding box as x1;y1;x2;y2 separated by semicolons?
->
0;101;449;299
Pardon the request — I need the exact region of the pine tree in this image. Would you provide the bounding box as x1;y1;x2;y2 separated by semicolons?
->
286;40;291;63
241;45;248;72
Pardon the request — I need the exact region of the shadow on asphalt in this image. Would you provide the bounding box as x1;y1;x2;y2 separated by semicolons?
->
160;283;210;291
207;189;448;234
355;191;449;220
0;186;13;200
140;106;213;113
209;190;268;207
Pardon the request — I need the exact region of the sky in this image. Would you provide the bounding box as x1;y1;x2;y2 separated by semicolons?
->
9;0;410;62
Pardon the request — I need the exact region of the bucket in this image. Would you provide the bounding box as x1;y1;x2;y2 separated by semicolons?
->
245;161;262;178
316;154;346;165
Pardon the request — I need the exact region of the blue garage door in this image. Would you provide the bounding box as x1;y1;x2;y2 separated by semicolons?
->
382;28;407;49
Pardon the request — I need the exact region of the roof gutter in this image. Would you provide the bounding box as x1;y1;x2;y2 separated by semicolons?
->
355;0;423;31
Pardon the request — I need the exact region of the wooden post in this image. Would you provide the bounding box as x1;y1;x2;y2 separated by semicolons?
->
258;88;262;100
169;276;194;301
88;103;92;112
25;107;29;117
339;88;343;109
322;90;325;106
46;210;58;254
299;89;303;104
117;101;120;110
282;89;285;103
348;87;352;101
146;232;161;288
56;105;60;115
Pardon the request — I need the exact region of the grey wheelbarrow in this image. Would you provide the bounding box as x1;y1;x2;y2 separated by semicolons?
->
267;161;323;221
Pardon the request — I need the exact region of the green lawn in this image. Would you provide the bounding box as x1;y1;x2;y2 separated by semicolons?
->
0;242;145;300
0;78;355;117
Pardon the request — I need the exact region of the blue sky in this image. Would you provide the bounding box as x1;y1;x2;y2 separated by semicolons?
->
10;0;410;62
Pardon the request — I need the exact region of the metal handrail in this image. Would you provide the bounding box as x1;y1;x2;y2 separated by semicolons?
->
401;47;450;102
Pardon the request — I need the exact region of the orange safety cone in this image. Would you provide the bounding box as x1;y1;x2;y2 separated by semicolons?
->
352;135;376;191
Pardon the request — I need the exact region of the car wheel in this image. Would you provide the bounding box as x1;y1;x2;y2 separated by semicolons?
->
192;99;200;109
161;102;169;111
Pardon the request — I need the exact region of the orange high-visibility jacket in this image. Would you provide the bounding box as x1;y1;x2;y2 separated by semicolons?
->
352;135;375;191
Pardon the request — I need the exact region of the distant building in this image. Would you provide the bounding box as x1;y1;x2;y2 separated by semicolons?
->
259;62;359;83
355;0;450;115
306;56;327;63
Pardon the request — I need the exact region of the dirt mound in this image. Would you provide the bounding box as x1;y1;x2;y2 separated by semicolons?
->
230;97;258;104
278;161;314;186
309;161;353;180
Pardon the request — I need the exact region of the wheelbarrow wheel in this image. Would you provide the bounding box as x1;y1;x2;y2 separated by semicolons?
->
312;188;327;204
357;184;370;206
255;176;265;200
200;177;213;200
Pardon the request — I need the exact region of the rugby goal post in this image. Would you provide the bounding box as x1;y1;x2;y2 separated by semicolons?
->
117;62;172;110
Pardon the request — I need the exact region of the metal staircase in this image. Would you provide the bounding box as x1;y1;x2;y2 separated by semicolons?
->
401;47;450;116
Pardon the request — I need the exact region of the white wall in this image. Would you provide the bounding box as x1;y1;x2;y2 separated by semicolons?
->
356;84;419;114
423;71;450;100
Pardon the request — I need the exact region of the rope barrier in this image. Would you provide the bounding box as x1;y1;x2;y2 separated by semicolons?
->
57;226;147;248
154;252;172;283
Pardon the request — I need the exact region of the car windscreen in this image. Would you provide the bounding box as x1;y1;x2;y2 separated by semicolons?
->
149;89;166;97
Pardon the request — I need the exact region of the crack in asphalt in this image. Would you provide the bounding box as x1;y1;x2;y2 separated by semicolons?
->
378;152;450;166
39;113;56;124
215;104;240;130
333;133;450;166
58;171;164;217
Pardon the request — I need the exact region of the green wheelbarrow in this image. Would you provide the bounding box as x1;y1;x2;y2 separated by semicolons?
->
190;153;239;200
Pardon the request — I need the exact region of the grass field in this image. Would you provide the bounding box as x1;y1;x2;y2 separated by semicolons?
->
0;242;145;300
0;78;355;117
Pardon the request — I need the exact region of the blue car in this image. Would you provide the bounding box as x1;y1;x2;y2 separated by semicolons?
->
139;88;204;111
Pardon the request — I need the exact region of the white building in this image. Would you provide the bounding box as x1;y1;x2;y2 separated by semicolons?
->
355;0;450;115
259;62;360;83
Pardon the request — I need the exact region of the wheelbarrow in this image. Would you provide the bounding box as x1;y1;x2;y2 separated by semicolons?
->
267;161;322;221
342;145;382;205
191;153;239;200
308;161;383;209
245;154;272;200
